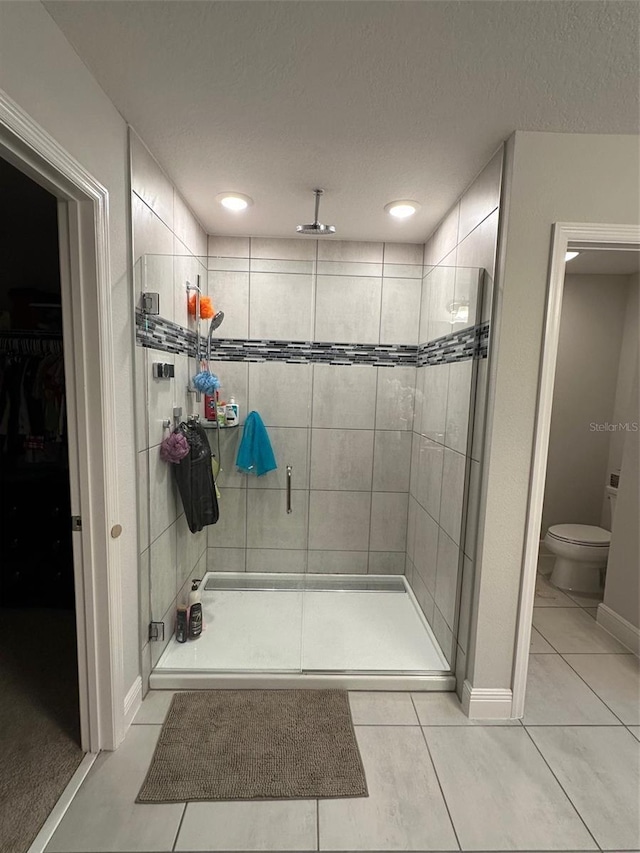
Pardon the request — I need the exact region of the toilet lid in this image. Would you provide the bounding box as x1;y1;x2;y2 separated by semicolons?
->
547;524;611;546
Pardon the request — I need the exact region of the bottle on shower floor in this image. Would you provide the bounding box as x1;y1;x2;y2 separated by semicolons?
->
188;579;203;639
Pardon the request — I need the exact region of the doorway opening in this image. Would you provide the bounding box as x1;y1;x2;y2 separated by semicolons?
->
0;156;84;852
514;224;640;717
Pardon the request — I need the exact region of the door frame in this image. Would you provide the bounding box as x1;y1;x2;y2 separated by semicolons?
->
0;89;124;751
512;221;640;718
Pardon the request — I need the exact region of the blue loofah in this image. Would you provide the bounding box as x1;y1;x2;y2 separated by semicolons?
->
193;371;221;394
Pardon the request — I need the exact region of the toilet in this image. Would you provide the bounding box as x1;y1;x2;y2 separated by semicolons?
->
544;486;618;593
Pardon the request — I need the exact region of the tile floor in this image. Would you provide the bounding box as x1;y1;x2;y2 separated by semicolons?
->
45;574;640;853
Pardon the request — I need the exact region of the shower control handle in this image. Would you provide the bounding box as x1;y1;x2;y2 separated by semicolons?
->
286;466;292;514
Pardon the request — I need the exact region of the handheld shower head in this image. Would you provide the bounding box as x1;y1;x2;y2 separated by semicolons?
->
206;311;225;363
296;189;336;236
209;311;225;333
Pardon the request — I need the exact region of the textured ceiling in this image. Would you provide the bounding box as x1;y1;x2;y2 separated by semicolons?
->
44;1;640;242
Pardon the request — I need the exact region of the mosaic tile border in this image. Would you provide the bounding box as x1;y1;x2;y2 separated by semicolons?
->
136;311;489;366
418;322;489;366
136;311;417;366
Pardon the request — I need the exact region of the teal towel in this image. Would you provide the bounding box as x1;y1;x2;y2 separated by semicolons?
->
236;411;277;476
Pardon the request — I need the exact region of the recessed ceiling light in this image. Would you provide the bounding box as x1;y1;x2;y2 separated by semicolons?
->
385;200;421;219
565;251;580;262
215;192;253;212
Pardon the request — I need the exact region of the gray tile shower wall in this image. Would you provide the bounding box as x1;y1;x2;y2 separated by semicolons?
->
406;147;503;674
130;129;209;692
203;238;422;577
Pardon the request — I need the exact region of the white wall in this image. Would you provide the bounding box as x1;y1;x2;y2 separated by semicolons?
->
605;274;639;510
602;273;639;632
468;131;640;692
541;274;629;534
602;373;639;631
0;3;140;703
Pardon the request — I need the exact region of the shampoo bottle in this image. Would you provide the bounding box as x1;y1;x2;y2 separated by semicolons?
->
176;605;189;643
188;579;203;639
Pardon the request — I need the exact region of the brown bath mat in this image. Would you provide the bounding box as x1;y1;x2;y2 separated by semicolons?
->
137;689;368;802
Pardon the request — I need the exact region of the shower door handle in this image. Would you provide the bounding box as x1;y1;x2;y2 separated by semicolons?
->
286;466;292;514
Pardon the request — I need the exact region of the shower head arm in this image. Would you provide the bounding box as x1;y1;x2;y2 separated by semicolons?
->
313;189;323;225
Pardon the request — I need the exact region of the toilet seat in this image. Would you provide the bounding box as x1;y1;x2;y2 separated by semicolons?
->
547;524;611;548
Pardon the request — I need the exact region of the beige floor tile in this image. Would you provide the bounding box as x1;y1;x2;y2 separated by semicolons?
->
424;726;596;850
529;726;640;850
530;627;556;653
349;691;418;725
523;655;620;725
319;725;457;850
533;607;630;654
534;574;578;607
563;653;640;724
175;800;317;851
46;726;183;852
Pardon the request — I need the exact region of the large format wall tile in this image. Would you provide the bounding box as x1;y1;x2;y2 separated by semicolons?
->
414;435;444;521
317;240;383;264
457;148;502;244
445;359;473;454
413;505;438;596
435;529;460;629
310;428;374;491
308;550;369;574
248;361;311;427
246;549;307;573
312;364;376;429
439;447;466;545
372;431;412;492
150;521;177;622
130;131;174;228
375;366;415;430
247;489;308;550
369;492;408;553
208;234;250;258
380;277;421;345
133;195;175;321
148;444;177;545
315;275;382;343
207;487;246;549
250;236;316;260
383;242;424;266
420;364;449;442
250;271;314;340
308;491;371;551
207;270;250;338
248;427;309;491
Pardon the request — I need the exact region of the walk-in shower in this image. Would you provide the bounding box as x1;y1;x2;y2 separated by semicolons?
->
136;246;488;692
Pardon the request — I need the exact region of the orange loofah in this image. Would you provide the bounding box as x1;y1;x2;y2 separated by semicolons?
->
199;296;215;319
188;292;198;315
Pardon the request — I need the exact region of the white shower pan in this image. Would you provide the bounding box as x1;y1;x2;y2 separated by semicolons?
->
150;573;455;692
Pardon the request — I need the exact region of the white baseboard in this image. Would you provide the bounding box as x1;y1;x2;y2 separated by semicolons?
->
123;676;142;730
461;681;514;719
597;604;639;655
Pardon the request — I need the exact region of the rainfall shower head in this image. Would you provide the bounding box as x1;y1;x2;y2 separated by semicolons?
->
296;189;336;236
